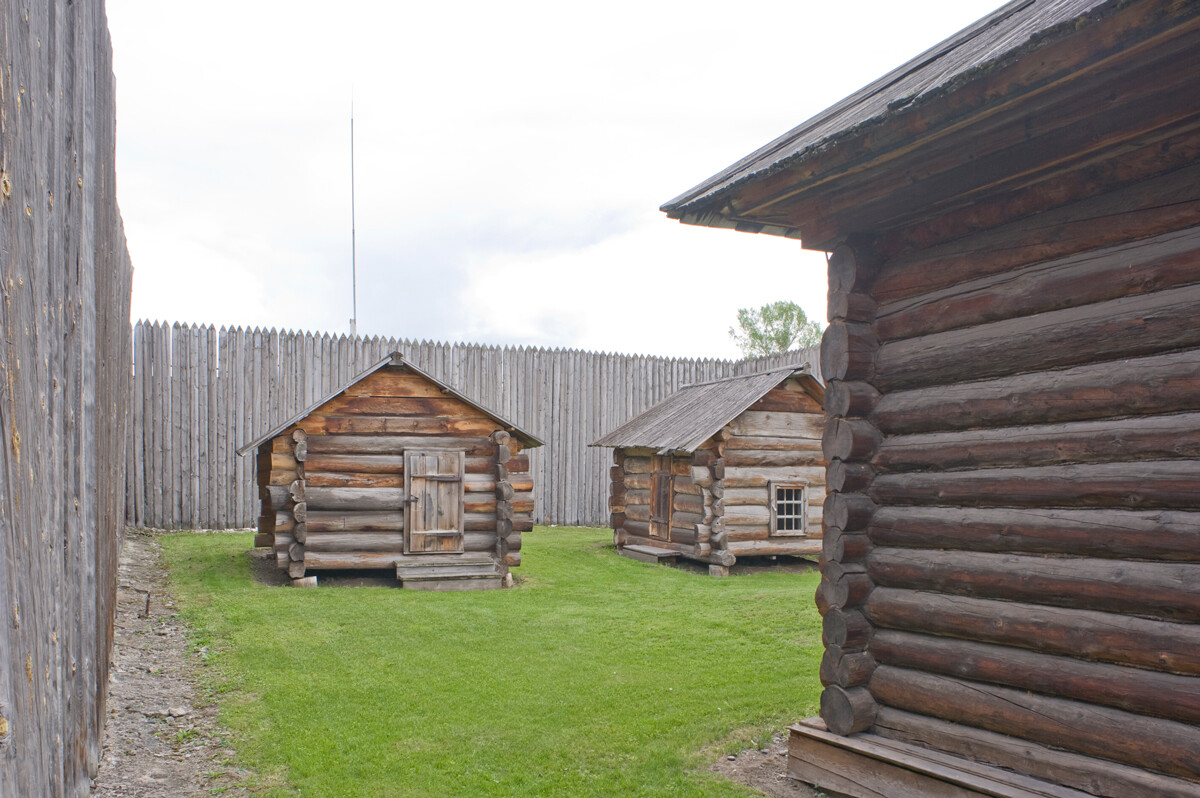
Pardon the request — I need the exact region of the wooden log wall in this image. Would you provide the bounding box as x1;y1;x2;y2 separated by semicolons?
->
722;382;825;558
0;1;134;794
822;223;1200;792
125;322;818;529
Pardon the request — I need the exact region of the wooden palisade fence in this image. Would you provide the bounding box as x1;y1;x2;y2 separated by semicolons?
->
0;1;134;795
125;321;818;530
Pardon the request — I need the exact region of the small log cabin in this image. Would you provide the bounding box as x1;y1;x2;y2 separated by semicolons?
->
662;0;1200;795
237;352;542;590
592;367;825;574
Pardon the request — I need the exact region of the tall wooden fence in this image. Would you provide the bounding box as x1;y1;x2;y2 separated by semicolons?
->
126;321;819;529
0;1;134;794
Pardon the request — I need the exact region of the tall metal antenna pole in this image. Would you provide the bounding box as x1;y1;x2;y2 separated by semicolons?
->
350;98;358;341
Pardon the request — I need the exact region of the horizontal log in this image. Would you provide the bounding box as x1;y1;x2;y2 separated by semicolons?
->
876;225;1200;342
672;492;703;515
872;348;1200;435
260;452;297;472
823;529;869;564
315;394;481;417
869;665;1200;781
260;485;291;510
872;707;1200;798
504;453;531;473
722;487;766;506
344;369;453;398
270;436;294;453
725;522;769;542
870;460;1200;509
464;512;498;532
623;456;653;474
826;461;874;494
827;240;874;295
728;411;824;439
819;570;873;611
724;504;769;525
667;526;697;545
253;533;273;548
828;290;877;325
819;645;876;688
823;493;876;533
293;522;307;544
306;487;406;511
495;482;515;501
670;511;704;529
870;628;1200;726
625;504;650;524
304;453;405;473
513;517;533;533
610;464;624;482
749;389;822;414
271;511;294;533
689;466;713;487
504;552;521;568
727;539;821;557
864;587;1200;676
723;435;826;453
723;448;823;468
824;380;879;420
622;473;650;491
304;533;406;554
868;547;1200;622
305;471;404;489
820;685;876;736
724;465;825;489
874;411;1200;472
511;494;533;514
671;458;691;477
874;282;1200;391
823;607;872;650
869;506;1200;561
820;320;878;383
303;551;401;570
303;433;492;455
462;531;497;552
306;511;404;533
672;476;701;496
822;418;881;462
463;495;497;513
266;469;299;486
623;520;650;539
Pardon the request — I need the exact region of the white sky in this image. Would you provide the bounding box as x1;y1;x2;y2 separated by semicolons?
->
108;0;1003;360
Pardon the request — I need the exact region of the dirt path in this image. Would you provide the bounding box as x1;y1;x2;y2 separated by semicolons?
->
91;530;249;797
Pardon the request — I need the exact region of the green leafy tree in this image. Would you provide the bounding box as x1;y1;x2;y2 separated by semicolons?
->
729;300;823;357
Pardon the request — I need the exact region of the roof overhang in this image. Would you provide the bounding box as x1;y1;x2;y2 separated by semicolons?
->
663;0;1200;256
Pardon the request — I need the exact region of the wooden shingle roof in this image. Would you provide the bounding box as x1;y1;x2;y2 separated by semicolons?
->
590;367;822;454
237;352;543;455
661;0;1110;231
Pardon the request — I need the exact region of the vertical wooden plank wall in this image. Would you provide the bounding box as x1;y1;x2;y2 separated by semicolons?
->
0;1;134;794
125;323;818;529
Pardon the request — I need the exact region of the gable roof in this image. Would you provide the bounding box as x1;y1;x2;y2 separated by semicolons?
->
236;352;543;455
590;366;822;454
661;0;1110;228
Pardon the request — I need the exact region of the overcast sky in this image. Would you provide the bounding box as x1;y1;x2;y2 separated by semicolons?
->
107;0;1004;360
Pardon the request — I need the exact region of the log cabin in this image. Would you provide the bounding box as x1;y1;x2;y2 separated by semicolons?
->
662;0;1200;795
237;352;542;589
592;367;825;575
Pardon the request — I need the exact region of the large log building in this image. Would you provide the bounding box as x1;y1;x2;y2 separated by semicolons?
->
663;0;1200;795
238;353;541;590
593;368;825;573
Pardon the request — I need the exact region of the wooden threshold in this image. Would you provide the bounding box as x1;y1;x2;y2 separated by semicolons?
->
788;718;1094;798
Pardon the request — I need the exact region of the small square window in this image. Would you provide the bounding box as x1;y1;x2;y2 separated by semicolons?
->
771;482;807;537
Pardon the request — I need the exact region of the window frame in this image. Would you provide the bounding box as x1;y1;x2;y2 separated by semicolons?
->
769;480;808;537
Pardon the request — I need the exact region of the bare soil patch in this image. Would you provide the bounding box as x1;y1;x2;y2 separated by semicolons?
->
711;731;847;798
91;530;250;797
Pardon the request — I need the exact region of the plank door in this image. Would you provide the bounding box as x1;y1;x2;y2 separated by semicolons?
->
404;450;466;554
649;455;673;540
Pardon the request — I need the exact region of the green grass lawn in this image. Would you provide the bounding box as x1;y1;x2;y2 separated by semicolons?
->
162;527;823;797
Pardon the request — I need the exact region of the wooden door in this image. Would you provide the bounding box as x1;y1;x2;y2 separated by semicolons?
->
649;455;672;540
404;450;465;554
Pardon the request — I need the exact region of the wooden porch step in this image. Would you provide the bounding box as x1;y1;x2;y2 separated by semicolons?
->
395;555;503;590
788;718;1096;798
619;544;679;564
